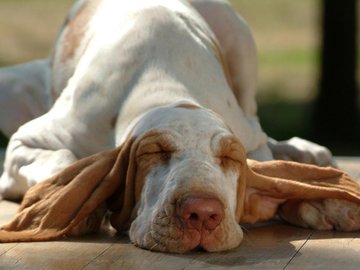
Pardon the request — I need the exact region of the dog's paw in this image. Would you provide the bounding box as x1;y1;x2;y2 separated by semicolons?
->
283;199;360;232
269;137;335;167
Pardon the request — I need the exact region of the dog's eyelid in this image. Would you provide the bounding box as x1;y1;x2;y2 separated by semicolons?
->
137;142;177;158
137;130;179;156
213;135;243;162
218;155;240;162
216;155;242;169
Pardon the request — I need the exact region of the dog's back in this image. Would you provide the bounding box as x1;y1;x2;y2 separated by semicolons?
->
0;0;269;199
51;0;256;146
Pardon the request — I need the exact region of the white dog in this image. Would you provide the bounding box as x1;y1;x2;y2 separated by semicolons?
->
0;0;359;253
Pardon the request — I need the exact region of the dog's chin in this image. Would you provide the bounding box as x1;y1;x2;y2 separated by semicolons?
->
129;217;244;253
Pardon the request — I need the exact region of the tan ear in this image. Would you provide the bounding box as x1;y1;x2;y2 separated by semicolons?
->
0;137;137;243
239;159;360;224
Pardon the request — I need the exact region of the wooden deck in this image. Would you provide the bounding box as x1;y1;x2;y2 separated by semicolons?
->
0;153;359;269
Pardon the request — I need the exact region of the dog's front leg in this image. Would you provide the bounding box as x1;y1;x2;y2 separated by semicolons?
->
268;137;335;167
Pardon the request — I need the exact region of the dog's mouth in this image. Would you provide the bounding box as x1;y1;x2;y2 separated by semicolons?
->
139;214;226;253
130;196;243;253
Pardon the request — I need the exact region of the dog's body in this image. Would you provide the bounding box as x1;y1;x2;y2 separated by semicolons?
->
1;0;272;198
1;0;359;253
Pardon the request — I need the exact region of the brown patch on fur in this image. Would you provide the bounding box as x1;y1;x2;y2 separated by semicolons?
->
61;0;102;62
217;135;244;173
175;103;201;110
134;130;177;201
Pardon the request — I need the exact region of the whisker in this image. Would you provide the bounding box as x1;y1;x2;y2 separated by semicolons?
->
150;228;181;242
149;242;159;251
240;224;250;233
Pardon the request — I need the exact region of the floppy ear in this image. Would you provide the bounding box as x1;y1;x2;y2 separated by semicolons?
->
0;136;138;242
239;159;360;226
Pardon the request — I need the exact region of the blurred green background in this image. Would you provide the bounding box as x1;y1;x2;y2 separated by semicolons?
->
0;0;359;154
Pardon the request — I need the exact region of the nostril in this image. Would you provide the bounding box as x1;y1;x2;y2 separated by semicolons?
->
189;213;199;221
205;213;222;230
179;195;224;232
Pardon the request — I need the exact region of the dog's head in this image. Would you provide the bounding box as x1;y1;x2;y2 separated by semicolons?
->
125;105;245;252
1;105;360;253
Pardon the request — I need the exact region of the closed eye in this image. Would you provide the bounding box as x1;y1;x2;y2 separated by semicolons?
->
136;131;178;162
218;155;241;164
137;143;174;160
214;135;244;171
217;155;241;170
137;143;163;156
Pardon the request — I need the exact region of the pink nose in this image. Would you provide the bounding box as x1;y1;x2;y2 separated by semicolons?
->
179;196;224;231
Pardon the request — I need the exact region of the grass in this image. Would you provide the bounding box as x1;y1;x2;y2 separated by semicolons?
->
0;0;359;154
0;0;73;65
232;0;320;101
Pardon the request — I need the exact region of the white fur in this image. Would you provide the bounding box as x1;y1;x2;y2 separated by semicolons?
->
0;0;336;252
0;0;271;199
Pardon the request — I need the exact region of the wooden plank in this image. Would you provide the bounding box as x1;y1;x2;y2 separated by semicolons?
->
0;239;117;270
0;229;120;270
0;200;118;270
284;231;360;270
0;222;311;270
284;158;360;270
81;238;199;270
81;222;312;270
0;201;19;265
0;200;18;224
183;223;312;270
337;157;360;180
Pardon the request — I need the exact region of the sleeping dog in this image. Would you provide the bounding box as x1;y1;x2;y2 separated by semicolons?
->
0;0;359;253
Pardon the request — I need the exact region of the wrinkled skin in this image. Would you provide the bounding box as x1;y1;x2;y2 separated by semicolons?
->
128;107;244;253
